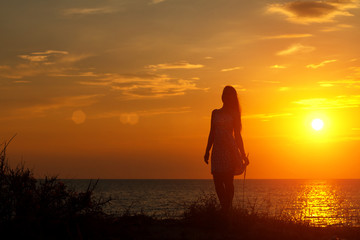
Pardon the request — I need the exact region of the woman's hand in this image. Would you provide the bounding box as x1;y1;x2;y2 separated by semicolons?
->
204;151;209;164
243;153;250;166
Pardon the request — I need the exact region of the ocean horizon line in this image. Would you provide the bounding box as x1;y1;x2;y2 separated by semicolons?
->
53;178;360;180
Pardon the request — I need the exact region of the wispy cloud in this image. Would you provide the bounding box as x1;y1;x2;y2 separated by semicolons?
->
267;0;359;24
277;43;315;56
252;80;281;84
146;61;204;70
232;85;247;92
111;76;203;99
278;87;290;91
0;65;10;70
319;83;334;87
13;80;31;84
92;107;191;125
80;73;207;99
221;66;243;72
18;50;69;63
318;79;360;87
306;59;337;69
0;95;103;121
6;52;206;100
270;65;287;69
32;50;69;55
243;113;292;121
18;55;49;62
63;7;117;16
293;95;360;109
321;23;353;32
262;33;312;39
0;50;92;80
149;0;167;4
93;107;191;119
17;95;101;115
51;72;99;77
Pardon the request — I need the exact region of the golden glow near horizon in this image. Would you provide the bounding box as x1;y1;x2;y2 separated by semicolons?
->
1;0;360;178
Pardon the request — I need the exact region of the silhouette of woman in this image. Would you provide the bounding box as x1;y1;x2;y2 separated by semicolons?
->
204;85;249;213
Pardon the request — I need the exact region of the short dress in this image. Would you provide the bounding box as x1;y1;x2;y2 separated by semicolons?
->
210;109;240;175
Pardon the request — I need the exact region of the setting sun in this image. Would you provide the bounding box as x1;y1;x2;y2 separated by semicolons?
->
311;119;324;131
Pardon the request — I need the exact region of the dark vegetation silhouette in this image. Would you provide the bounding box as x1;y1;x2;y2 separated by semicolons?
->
1;137;359;239
0;136;110;239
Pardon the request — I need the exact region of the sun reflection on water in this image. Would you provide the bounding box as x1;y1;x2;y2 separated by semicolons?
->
290;180;359;227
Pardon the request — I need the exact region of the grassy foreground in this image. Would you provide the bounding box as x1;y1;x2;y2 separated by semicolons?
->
1;138;360;240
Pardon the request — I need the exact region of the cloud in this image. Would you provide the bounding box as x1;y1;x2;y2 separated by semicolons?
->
252;80;281;84
278;87;290;91
321;23;353;32
146;61;204;70
293;95;360;109
17;95;101;115
319;83;335;87
270;65;287;69
0;74;22;79
262;33;312;39
221;66;244;72
51;72;99;77
0;65;10;70
92;107;192;125
318;67;360;88
232;85;247;92
32;50;69;55
267;0;359;24
0;50;92;79
63;7;117;16
18;55;49;62
306;59;337;69
13;80;31;84
94;107;191;119
1;95;103;121
243;113;293;120
77;81;110;86
149;0;167;4
110;75;203;99
79;72;206;99
59;53;93;64
318;79;360;87
18;50;70;63
137;107;192;116
277;43;315;56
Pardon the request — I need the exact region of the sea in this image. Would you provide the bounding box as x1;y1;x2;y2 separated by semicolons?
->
63;179;360;227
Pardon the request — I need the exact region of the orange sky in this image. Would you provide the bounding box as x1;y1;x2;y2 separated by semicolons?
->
1;0;360;179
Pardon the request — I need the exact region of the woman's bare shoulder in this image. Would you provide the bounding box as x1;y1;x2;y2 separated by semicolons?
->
211;109;220;115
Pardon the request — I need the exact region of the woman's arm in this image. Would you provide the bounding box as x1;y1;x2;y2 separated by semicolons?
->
234;115;249;165
204;110;216;164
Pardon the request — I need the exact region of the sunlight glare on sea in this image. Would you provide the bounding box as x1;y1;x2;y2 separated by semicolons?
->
287;180;360;227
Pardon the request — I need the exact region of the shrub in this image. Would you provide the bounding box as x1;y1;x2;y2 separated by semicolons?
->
0;136;110;238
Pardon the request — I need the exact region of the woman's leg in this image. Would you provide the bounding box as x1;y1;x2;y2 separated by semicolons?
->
223;174;234;211
213;174;226;210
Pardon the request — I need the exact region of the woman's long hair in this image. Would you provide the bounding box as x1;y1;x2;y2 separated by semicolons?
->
222;85;242;130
